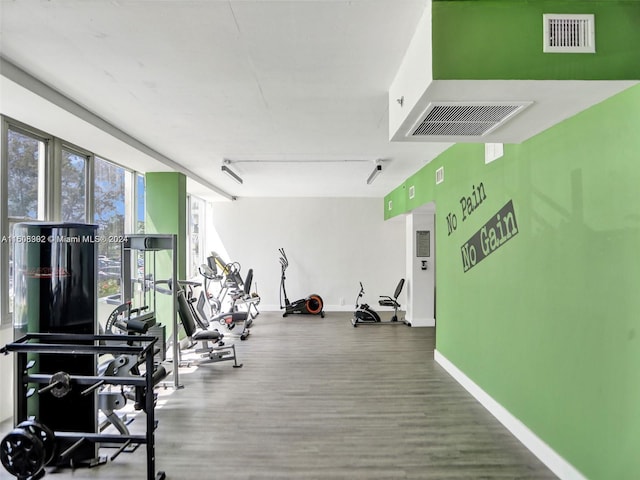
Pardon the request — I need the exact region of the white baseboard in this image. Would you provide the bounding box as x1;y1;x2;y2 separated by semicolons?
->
406;317;435;327
434;350;587;480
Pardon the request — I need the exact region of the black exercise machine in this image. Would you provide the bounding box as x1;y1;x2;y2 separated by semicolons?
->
195;294;251;341
0;333;166;480
351;279;407;327
278;248;324;318
101;302;169;430
175;281;243;367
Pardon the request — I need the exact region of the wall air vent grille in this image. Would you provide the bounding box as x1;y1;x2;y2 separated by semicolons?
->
410;102;531;138
543;14;595;53
435;167;444;185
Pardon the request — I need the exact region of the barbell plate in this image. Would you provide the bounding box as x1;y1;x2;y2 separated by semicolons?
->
0;428;45;479
16;420;56;466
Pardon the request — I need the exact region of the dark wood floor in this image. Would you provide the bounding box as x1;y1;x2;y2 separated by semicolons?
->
1;312;557;479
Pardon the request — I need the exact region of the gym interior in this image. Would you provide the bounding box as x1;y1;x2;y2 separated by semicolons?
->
1;1;639;479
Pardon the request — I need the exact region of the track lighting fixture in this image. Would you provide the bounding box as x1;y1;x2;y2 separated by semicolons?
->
221;164;243;184
366;161;382;185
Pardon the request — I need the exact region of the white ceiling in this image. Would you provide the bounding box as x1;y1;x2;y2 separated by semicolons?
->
1;1;635;202
0;0;453;201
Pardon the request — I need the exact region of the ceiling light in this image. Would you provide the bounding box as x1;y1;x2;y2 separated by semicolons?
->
221;165;243;184
227;158;371;164
366;162;382;185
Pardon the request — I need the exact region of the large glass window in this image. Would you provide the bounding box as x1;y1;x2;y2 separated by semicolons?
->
3;126;48;324
61;148;88;222
136;173;145;233
7;127;45;220
2;118;149;327
188;195;206;278
94;157;125;301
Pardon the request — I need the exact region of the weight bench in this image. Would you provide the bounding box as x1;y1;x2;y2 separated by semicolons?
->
176;283;243;368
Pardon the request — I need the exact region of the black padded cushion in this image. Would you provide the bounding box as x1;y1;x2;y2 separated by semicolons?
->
177;290;198;337
244;268;253;294
378;278;404;307
193;330;222;342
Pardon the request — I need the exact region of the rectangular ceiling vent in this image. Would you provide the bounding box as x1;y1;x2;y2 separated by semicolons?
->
409;102;531;138
435;166;444;185
543;14;595;53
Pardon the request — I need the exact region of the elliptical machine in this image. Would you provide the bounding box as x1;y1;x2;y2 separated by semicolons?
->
351;279;406;327
278;248;324;318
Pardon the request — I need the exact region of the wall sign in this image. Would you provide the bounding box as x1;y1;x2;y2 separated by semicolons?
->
461;200;519;272
416;230;430;257
446;182;487;236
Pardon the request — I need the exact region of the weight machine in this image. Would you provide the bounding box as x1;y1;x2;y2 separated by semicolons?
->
0;333;166;480
121;235;181;388
3;224;169;479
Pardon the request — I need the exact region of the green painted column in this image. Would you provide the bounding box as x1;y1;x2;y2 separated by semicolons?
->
145;172;187;339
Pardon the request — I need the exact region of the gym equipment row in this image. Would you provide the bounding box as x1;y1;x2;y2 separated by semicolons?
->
1;225;252;479
0;332;166;480
123;237;246;381
205;253;261;321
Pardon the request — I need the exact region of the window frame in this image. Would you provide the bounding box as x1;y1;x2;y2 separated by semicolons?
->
1;118;52;326
1;115;147;326
59;141;92;223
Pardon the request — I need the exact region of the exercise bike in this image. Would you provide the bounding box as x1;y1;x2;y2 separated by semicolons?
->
278;248;324;318
351;279;406;327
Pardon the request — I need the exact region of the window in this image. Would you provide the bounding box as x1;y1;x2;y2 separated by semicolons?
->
94;157;125;301
2;117;148;326
7;127;46;220
61;147;88;222
136;173;145;233
188;195;206;278
2;125;49;325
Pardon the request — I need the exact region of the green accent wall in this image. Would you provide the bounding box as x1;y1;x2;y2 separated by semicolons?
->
385;83;640;479
145;172;187;336
432;0;640;80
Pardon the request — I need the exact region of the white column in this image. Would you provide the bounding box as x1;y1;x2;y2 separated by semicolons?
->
405;210;435;327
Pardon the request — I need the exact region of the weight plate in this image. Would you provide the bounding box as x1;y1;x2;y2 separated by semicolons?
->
49;371;71;398
16;420;56;466
0;428;45;479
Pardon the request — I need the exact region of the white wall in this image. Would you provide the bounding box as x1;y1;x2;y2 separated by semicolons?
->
206;197;406;312
405;212;435;326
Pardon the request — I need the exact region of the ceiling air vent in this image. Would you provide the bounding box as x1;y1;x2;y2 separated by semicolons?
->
409;102;531;138
409;185;415;199
435;167;444;185
543;14;595;53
